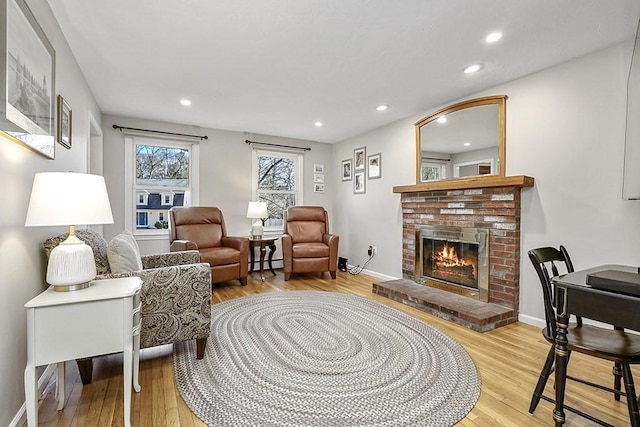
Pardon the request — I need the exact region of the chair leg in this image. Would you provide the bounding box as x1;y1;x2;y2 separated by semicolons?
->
529;345;555;413
284;272;291;281
621;364;640;427
330;270;336;279
196;338;207;360
614;362;623;401
76;357;94;385
239;277;247;286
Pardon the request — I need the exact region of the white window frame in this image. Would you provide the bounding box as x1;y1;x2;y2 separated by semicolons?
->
252;148;303;234
125;135;199;240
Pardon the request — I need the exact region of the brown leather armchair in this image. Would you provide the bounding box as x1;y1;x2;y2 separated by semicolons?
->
169;206;249;286
282;206;339;281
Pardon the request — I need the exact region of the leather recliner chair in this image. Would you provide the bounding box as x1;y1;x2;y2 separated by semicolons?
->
282;206;339;281
169;206;249;286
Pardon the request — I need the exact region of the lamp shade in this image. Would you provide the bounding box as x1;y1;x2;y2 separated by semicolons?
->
246;201;268;219
25;172;114;227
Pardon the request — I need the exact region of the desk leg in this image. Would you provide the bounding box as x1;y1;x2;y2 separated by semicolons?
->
124;346;132;427
133;332;141;393
249;245;256;273
268;243;276;276
554;288;569;427
259;243;267;281
56;361;65;410
24;364;37;426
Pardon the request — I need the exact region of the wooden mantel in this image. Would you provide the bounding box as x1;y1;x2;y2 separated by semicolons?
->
393;175;534;193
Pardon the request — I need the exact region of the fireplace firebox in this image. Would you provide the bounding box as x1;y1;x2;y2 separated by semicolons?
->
415;225;489;301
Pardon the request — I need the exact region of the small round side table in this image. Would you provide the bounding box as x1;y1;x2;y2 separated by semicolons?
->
248;236;278;281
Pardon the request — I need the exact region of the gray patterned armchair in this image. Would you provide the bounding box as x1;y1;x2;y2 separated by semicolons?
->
44;229;211;384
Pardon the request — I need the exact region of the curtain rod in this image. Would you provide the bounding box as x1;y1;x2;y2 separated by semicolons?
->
421;157;450;161
245;139;311;151
113;124;208;140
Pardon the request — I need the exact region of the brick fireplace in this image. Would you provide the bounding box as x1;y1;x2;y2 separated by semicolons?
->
374;176;533;332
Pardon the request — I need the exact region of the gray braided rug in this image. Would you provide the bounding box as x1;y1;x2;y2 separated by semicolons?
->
174;291;480;426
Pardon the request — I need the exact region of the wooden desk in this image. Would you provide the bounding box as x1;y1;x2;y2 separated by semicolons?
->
24;277;142;427
249;237;278;281
552;265;640;427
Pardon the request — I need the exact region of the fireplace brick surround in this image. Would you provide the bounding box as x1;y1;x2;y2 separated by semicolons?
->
376;176;533;332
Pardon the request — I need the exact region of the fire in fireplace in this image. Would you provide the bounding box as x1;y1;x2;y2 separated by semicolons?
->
415;225;489;301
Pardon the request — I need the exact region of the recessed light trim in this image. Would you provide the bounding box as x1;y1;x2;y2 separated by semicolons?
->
376;104;388;111
180;99;192;106
436;116;447;124
463;142;471;147
485;32;502;43
314;121;323;127
463;64;481;74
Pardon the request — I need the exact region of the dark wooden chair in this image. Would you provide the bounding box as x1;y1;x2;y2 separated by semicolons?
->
528;246;640;425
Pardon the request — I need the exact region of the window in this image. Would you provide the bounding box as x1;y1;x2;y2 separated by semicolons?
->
421;162;447;182
125;136;199;238
252;149;303;230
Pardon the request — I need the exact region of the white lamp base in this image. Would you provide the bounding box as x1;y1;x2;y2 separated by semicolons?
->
47;233;96;291
251;220;264;240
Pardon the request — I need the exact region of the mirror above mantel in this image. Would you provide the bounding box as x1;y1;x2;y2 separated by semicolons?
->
415;95;507;184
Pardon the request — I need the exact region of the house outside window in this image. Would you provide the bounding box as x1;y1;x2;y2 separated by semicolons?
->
125;136;199;238
252;149;303;231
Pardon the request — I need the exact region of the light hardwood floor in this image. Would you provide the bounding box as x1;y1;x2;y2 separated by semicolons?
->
32;270;638;426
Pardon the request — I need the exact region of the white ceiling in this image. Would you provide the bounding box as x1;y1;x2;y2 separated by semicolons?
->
47;0;640;143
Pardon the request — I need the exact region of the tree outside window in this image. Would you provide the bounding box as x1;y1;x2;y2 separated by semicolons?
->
255;151;302;229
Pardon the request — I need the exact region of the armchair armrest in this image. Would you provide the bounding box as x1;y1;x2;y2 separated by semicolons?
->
323;234;340;272
142;250;200;269
221;236;249;252
170;239;198;252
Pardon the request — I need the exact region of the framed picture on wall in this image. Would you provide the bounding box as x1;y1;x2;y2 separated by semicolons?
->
57;95;71;149
0;0;56;159
368;153;381;179
314;173;324;183
314;183;325;193
341;159;352;181
354;171;365;194
354;147;366;171
314;163;324;173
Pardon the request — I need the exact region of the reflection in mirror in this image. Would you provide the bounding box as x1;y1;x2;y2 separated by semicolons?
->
415;96;506;183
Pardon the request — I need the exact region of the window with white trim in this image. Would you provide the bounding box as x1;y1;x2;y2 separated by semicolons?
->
125;135;199;238
252;149;303;231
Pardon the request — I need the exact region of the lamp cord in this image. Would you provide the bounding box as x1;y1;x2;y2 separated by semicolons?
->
347;254;375;275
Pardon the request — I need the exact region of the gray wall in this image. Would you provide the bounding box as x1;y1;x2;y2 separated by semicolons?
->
332;40;640;325
102;115;334;256
0;1;101;424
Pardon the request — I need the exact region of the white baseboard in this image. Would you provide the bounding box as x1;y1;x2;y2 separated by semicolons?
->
10;363;57;427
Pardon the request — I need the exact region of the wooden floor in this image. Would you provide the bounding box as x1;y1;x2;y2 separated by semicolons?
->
32;270;638;426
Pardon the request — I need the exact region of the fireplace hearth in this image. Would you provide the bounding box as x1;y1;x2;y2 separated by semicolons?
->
416;225;488;302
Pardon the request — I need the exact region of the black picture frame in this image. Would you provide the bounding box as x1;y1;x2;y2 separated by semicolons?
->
57;95;71;149
0;0;56;159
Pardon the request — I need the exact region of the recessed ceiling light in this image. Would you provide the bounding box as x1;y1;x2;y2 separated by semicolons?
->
180;99;192;106
485;32;502;43
463;64;481;74
436;116;447;124
463;142;471;147
314;121;323;127
376;104;388;111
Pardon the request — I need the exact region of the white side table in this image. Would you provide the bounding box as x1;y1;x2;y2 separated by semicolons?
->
24;277;142;427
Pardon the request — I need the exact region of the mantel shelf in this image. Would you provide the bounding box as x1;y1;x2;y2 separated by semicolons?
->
393;175;534;193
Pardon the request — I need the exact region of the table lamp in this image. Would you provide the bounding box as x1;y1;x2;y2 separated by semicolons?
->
246;201;268;239
25;172;114;291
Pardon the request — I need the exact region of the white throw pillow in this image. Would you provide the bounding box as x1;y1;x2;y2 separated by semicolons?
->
107;231;143;273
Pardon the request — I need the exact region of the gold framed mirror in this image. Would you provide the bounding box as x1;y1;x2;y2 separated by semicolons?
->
415;95;507;183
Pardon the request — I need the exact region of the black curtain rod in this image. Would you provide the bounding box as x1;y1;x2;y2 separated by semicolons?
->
245;139;311;151
421;157;450;161
113;124;208;140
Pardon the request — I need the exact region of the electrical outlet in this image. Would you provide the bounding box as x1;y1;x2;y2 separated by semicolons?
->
367;245;373;256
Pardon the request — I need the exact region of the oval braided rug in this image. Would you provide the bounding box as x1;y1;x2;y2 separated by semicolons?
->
174;291;480;426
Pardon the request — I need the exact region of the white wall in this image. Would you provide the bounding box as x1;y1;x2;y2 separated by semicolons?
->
101;115;334;256
334;41;640;325
0;1;102;424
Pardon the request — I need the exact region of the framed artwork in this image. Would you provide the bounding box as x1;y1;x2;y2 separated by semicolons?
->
314;183;325;193
354;171;366;194
57;95;71;149
0;0;56;159
341;159;352;181
368;153;381;179
354;147;366;171
313;173;324;183
314;163;324;173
